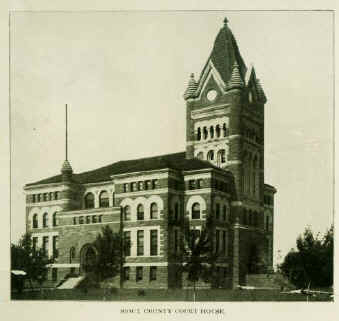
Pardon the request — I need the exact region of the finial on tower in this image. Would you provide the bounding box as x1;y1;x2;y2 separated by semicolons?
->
223;17;229;26
61;104;73;181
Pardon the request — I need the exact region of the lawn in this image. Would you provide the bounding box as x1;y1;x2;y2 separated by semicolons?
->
12;288;333;302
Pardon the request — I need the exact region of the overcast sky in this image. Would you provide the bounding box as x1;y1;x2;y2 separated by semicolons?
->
10;11;333;263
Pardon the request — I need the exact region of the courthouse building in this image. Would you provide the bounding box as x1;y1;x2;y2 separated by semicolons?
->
24;17;276;289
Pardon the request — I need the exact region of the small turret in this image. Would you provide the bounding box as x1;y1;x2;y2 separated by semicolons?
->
183;73;198;100
227;61;244;91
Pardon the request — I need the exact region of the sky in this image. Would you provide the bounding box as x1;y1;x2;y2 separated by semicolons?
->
10;11;333;264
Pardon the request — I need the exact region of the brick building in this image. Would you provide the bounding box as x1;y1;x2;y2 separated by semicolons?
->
24;17;276;289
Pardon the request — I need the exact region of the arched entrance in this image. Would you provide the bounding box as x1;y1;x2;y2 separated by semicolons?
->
80;244;98;274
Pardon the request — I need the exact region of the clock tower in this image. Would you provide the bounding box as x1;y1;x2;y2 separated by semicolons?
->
184;17;271;283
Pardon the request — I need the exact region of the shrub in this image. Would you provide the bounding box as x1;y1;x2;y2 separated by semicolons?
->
137;289;146;296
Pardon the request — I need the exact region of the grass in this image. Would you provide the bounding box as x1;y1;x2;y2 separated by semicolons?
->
12;288;333;302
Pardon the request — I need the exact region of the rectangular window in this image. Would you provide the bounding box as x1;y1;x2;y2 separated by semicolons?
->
49;192;53;201
137;230;144;256
73;217;77;225
152;179;158;189
124;231;131;256
37;194;41;202
98;215;103;223
54;191;60;200
92;215;97;223
216;203;220;220
150;230;158;256
123;183;128;193
52;268;58;281
174;203;179;221
174;229;180;254
150;266;157;281
32;237;38;252
216;229;220;253
123;267;130;281
266;216;269;231
189;180;195;190
43;236;49;255
86;216;91;224
145;180;151;190
43;193;48;201
222;230;227;256
136;266;143;281
53;236;58;258
32;194;36;203
79;216;84;224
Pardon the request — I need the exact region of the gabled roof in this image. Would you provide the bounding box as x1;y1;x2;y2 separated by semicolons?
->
197;20;247;90
26;152;228;187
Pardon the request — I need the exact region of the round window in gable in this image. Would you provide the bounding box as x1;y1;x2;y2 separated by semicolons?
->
206;89;217;102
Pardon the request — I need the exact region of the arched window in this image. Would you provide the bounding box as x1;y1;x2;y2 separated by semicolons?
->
207;150;214;161
137;204;144;220
223;123;228;137
33;214;38;229
210;126;214;139
217;149;226;167
84;193;95;209
196;152;203;160
99;191;109;208
124;205;131;221
197;128;201;141
216;125;221;138
192;203;201;219
203;127;208;140
150;203;158;219
43;213;48;227
52;212;57;226
70;247;76;263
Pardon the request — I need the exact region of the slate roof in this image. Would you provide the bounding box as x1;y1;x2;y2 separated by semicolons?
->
25;152;226;187
198;20;247;88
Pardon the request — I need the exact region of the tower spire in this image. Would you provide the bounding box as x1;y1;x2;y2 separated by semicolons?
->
65;104;68;161
61;104;73;181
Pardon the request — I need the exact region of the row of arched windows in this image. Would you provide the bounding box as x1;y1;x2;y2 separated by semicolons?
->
84;191;110;209
123;203;159;221
32;212;57;229
196;149;226;167
196;123;229;141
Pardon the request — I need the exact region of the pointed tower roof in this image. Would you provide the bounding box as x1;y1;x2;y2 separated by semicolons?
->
200;17;247;86
183;73;198;100
61;159;73;173
227;61;244;90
